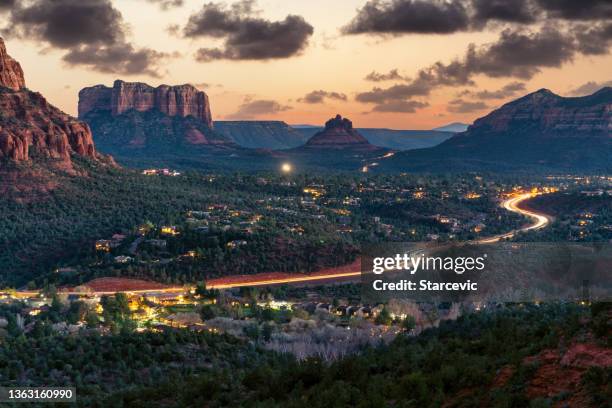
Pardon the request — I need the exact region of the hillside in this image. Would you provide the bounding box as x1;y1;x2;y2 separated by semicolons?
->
214;121;309;149
378;88;612;173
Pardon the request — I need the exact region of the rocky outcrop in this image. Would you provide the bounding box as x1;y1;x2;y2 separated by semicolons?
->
378;87;612;172
79;80;213;127
0;38;25;91
467;88;611;134
305;114;374;149
0;38;99;168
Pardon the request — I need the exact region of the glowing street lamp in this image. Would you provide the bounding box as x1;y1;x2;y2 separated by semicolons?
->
281;163;292;173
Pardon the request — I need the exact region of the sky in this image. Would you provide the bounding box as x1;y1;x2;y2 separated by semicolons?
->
1;0;611;129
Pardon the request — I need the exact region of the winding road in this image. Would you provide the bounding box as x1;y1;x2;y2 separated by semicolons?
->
477;193;552;244
8;193;552;296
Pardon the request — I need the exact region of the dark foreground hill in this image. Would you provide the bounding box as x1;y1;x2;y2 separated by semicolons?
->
378;88;612;173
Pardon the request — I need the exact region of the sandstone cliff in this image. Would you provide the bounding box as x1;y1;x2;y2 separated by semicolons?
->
0;38;99;169
0;38;25;91
79;80;213;127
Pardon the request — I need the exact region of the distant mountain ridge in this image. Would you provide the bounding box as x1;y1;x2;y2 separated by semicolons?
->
433;122;469;133
215;120;453;151
294;127;453;150
379;88;612;173
214;121;308;149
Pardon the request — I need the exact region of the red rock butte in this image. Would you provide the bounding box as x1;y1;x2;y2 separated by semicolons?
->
305;114;374;149
0;38;99;167
78;80;213;128
0;38;25;91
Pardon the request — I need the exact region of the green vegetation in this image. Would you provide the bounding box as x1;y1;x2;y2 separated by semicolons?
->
1;303;602;407
1;164;539;288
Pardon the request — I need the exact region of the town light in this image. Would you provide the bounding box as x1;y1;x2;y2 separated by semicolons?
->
281;163;292;173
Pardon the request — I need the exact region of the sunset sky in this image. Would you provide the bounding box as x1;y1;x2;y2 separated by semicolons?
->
2;0;611;129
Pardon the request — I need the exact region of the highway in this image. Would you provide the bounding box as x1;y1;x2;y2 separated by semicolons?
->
477;193;551;244
7;193;551;297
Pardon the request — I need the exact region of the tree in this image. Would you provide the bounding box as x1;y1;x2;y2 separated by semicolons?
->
262;323;273;341
200;305;216;320
85;311;99;328
402;315;416;332
375;307;392;326
67;301;89;324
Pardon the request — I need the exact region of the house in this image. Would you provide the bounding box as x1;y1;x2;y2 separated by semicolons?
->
226;240;247;249
114;255;133;264
144;292;183;306
160;226;179;236
95;240;111;252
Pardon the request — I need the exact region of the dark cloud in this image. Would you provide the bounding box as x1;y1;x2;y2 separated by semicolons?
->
0;0;16;11
567;80;612;96
356;27;589;112
226;98;291;119
146;0;183;10
536;0;612;21
472;0;538;25
184;1;313;61
298;90;347;104
9;0;124;48
4;0;167;76
364;69;405;82
62;44;169;77
343;0;612;38
343;0;470;35
447;99;488;113
356;78;434;104
419;26;576;85
461;27;576;79
460;81;526;99
573;23;612;55
372;100;428;113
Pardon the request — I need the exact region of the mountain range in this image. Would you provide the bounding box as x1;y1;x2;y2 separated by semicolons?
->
378;88;612;173
4;31;607;176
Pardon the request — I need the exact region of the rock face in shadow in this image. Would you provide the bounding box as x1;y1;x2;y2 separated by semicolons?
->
304;114;375;149
378;88;612;173
79;80;213;127
466;88;611;134
0;38;98;169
